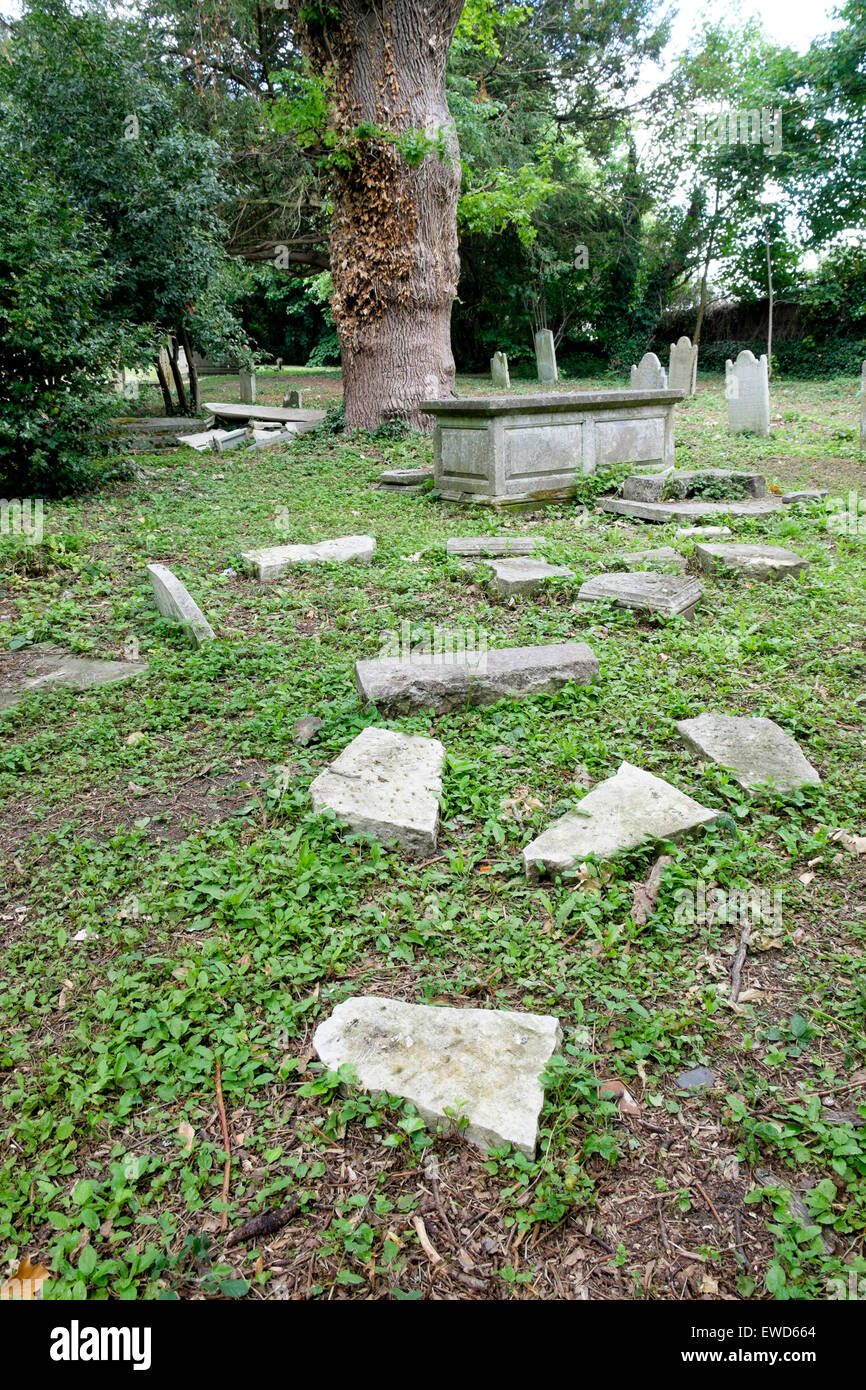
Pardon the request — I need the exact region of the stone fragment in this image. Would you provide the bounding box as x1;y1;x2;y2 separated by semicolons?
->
621;469;672;503
693;543;808;580
446;536;541;557
668;335;698;395
487;557;574;597
242;534;376;581
676;1067;715;1092
252;426;298;449
309;726;444;855
534;328;558;384
491;351;510;388
312;995;561;1157
146;563;215;646
676;713;821;792
293;716;324;746
212;428;249;454
177;429;223;451
578;570;702;616
781;490;828;504
726;350;770;436
597;495;782;523
523;761;718;880
665;469;766;500
379;466;434;487
675;525;733;541
630;352;667;390
0;644;148;712
610;547;685;573
355;642;598;716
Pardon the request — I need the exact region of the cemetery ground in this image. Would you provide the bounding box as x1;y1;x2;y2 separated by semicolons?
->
1;372;865;1303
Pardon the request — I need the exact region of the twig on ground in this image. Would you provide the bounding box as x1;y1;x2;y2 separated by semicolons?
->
225;1198;305;1249
632;854;673;927
215;1060;231;1233
730;919;751;1003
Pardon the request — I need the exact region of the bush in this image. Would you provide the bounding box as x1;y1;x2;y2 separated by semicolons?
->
0;153;146;496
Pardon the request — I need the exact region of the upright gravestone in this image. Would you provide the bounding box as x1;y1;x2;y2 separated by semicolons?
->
491;352;510;389
668;336;698;395
861;361;866;450
725;350;770;437
283;389;303;408
630;352;668;390
238;370;256;405
534;329;558;384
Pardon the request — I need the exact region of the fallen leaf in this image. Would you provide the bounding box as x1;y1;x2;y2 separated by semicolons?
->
798;871;816;886
0;1255;51;1300
177;1121;195;1153
125;731;145;746
830;828;866;855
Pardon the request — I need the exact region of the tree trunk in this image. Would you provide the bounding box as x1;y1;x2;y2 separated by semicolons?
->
180;324;201;413
765;222;774;379
694;183;720;351
167;334;189;414
299;1;464;431
155;352;174;414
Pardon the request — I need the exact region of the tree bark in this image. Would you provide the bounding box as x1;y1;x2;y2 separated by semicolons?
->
155;352;174;414
167;334;189;415
180;324;201;413
299;1;464;431
765;221;774;379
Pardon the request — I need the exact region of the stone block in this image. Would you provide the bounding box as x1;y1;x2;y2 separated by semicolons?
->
676;713;821;792
146;564;215;646
578;570;702;616
242;535;376;581
310;726;444;856
693;543;808;580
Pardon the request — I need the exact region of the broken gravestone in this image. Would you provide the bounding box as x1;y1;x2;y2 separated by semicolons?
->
578;570;702;617
675;525;732;541
609;547;684;574
446;536;541;557
491;351;510;388
676;713;821;792
146;564;215;646
312;995;561;1157
726;350;770;436
238;369;256;404
693;543;808;581
534;328;558;383
630;352;668;390
242;535;376;581
0;644;148;712
486;557;574;597
355;641;598;716
310;726;444;856
523;761;718;880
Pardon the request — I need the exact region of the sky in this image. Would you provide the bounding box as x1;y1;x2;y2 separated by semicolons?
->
665;0;841;57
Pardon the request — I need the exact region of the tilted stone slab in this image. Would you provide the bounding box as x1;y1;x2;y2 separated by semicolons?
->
665;469;766;500
578;570;702;616
491;351;511;388
523;761;718;880
147;563;215;646
597;496;783;524
446;536;541;557
609;547;684;573
488;557;574;597
355;642;598;716
309;726;444;855
313;996;561;1157
677;713;821;793
782;490;828;504
694;543;808;580
379;467;434;485
675;525;732;541
1;644;148;712
242;534;376;581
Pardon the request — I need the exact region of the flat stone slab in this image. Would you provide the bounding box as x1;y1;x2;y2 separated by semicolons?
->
675;525;732;541
252;426;299;449
676;1067;715;1092
782;490;828;503
597;496;783;524
609;547;684;573
205;401;326;433
578;570;702;616
309;726;444;855
0;644;149;711
147;563;215;646
313;996;561;1157
242;534;376;581
665;469;766;500
379;467;434;485
446;536;541;558
693;543;808;580
356;641;598;716
523;761;718;880
676;713;821;792
488;557;574;597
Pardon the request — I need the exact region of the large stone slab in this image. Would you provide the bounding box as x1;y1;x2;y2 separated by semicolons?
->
0;644;148;712
669;336;698;395
523;761;718;880
205;401;326;433
610;547;685;573
446;536;541;557
597;496;783;524
631;352;667;390
726;350;770;436
242;534;376;581
578;570;702;616
677;713;822;792
491;351;510;388
694;543;808;580
310;726;444;855
146;563;215;646
313;996;561;1157
356;641;598;716
487;557;574;597
534;328;558;383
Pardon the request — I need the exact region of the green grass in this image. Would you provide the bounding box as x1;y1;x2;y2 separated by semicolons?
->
1;371;865;1301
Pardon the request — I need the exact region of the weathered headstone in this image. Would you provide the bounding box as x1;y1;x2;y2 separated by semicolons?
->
534;329;558;384
578;571;703;617
0;644;149;712
725;350;770;436
309;726;444;855
313;996;561;1157
491;351;510;388
523;761;718;880
355;641;598;716
487;557;574;597
621;469;673;503
610;547;684;573
446;537;541;557
668;336;698;395
242;535;376;581
146;564;215;646
238;370;256;405
693;542;808;581
631;352;668;390
283;389;303;408
677;713;821;792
